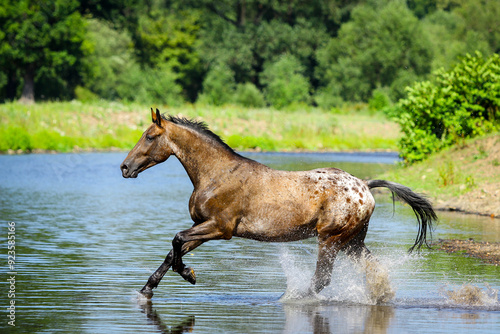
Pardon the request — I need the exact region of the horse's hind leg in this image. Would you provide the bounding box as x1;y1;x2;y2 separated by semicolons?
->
342;224;395;304
342;221;372;260
311;235;340;294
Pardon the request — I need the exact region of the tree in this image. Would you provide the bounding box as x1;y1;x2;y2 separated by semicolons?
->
81;18;136;100
260;54;311;109
182;0;336;101
453;0;500;53
315;0;433;106
135;9;203;101
0;0;87;102
422;9;492;72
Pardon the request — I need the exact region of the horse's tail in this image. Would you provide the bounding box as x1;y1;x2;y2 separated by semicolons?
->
367;180;437;253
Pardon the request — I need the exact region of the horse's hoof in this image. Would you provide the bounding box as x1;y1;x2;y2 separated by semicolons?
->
139;287;154;299
279;287;318;302
181;267;196;285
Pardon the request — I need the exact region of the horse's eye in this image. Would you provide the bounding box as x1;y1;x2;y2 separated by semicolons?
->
146;135;154;142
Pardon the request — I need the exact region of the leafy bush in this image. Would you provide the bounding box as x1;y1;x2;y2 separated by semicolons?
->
197;63;235;106
116;64;183;105
0;126;32;151
233;83;266;108
260;54;311;109
74;86;99;102
395;52;500;164
369;88;392;111
31;130;76;151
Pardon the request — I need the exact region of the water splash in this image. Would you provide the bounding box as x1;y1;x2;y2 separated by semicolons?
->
361;257;395;304
443;283;499;307
278;245;418;305
278;246;318;302
133;290;151;306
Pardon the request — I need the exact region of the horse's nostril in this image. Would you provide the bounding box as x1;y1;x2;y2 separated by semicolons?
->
121;163;128;171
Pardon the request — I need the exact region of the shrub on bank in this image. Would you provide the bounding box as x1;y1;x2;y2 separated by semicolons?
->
394;52;500;164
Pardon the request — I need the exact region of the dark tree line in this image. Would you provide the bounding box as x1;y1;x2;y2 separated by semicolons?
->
0;0;498;107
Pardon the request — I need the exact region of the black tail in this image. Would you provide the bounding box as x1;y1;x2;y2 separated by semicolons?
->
368;180;437;253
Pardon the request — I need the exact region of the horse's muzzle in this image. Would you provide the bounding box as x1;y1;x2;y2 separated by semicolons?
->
120;162;138;178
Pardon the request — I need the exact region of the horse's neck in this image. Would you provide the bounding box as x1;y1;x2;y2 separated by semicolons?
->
168;124;239;188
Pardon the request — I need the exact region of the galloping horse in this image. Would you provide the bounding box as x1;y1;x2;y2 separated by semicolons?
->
121;109;437;300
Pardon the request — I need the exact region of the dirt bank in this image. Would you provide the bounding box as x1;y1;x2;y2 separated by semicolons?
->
434;239;500;266
434;135;500;218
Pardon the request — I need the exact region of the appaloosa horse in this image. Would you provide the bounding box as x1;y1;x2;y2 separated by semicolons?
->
121;109;437;299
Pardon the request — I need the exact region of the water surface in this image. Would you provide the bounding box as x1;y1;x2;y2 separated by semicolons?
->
0;152;498;333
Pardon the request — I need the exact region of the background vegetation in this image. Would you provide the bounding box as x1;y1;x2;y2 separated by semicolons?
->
391;52;500;164
1;0;499;107
0;102;399;152
0;0;499;161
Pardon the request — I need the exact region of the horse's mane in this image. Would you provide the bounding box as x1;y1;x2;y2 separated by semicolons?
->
163;115;235;153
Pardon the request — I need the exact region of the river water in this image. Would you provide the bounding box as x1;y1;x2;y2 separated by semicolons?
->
0;152;498;333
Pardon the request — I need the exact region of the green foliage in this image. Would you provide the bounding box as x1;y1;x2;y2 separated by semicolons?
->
454;0;500;53
0;0;86;101
233;83;266;108
197;63;236;106
422;8;492;72
194;2;331;85
395;52;500;164
31;129;76;151
81;18;136;100
136;10;203;101
74;86;99;102
82;19;183;105
226;135;276;151
116;64;183;105
315;0;433;104
260;55;311;109
369;88;392;111
438;161;456;187
1;0;499;113
0;126;32;151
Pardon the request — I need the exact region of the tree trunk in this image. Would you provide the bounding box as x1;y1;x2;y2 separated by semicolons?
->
237;0;246;27
19;66;35;104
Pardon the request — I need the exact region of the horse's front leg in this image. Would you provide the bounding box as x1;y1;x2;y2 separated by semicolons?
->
171;220;226;283
140;240;204;298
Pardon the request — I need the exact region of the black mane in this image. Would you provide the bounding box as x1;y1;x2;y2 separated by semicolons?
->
163;115;235;153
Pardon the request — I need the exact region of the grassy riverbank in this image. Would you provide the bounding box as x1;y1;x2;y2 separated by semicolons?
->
379;133;500;218
0;101;399;153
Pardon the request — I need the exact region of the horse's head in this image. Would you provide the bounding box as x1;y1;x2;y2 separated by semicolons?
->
120;108;173;178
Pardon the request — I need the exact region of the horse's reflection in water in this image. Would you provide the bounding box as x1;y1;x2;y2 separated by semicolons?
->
282;303;394;334
138;297;394;334
139;299;195;334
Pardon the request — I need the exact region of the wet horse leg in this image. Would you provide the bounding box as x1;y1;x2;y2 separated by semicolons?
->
310;212;372;294
140;240;204;298
342;223;395;303
342;222;372;260
171;219;226;282
311;235;340;294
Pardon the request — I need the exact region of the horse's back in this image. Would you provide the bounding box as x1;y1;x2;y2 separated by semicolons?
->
231;165;375;242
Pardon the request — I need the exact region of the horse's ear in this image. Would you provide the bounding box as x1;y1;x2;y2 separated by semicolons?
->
151;108;157;123
155;108;163;128
151;108;163;128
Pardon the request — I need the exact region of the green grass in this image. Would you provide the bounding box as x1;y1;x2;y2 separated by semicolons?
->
0;101;144;152
377;133;500;201
0;101;400;153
